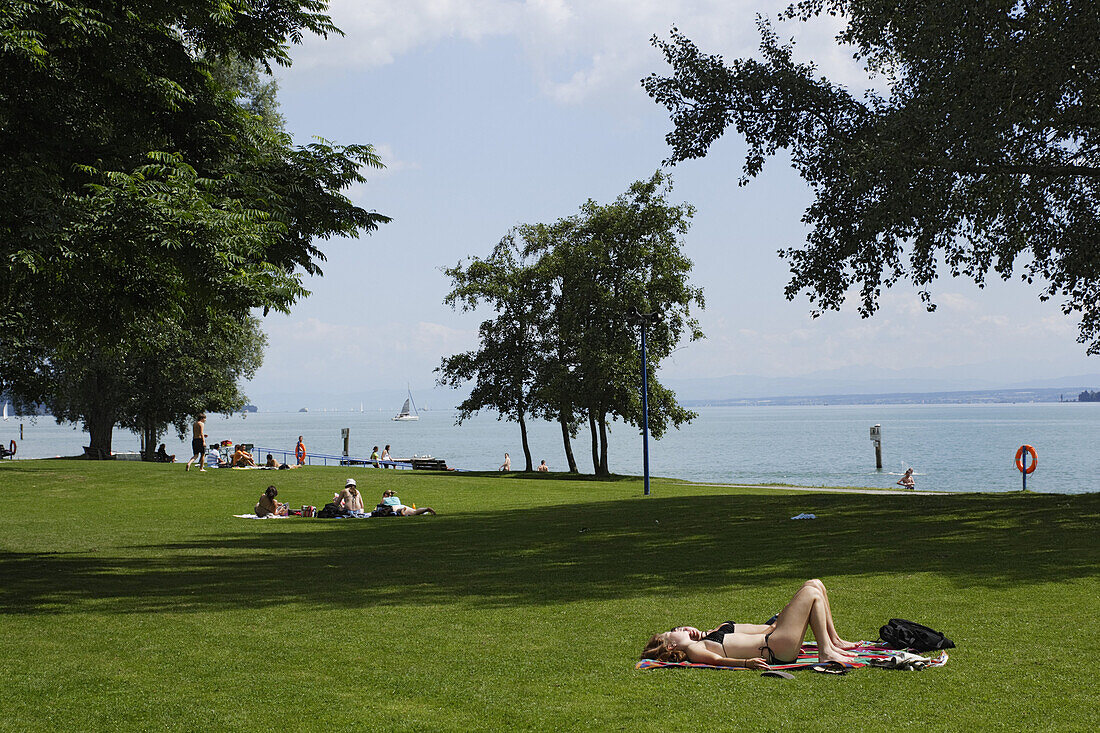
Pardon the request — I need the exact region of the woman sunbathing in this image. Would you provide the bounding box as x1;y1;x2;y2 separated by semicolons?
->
255;486;280;517
379;489;436;516
640;579;858;668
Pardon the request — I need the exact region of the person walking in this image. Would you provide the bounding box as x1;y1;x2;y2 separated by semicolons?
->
185;413;208;472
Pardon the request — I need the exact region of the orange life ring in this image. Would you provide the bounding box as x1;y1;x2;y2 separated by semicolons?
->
295;442;306;463
1015;444;1037;474
8;440;15;456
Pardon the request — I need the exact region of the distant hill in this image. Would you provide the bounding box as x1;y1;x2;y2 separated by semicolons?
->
244;365;1100;411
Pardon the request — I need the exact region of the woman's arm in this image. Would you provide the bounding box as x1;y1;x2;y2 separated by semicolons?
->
687;646;768;669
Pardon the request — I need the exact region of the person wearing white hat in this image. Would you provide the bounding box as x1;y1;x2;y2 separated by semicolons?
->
338;478;365;513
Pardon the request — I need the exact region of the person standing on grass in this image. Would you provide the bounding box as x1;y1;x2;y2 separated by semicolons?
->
499;452;511;471
371;446;380;468
185;413;207;472
381;444;393;468
296;435;306;465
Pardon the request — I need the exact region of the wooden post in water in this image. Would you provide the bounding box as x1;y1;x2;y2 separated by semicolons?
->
341;428;350;457
870;424;882;469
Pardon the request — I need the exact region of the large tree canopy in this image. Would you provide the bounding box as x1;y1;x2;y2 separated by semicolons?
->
0;2;389;452
644;0;1100;353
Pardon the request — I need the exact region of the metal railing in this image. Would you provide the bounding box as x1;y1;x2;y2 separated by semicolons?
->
253;446;414;469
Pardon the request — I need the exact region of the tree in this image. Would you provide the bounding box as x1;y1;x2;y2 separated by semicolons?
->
439;233;550;472
536;173;703;474
0;2;389;453
644;1;1100;353
440;173;704;476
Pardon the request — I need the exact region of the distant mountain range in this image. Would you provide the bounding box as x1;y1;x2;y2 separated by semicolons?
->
245;365;1100;411
662;368;1100;403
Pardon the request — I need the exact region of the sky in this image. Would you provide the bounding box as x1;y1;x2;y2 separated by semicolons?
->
250;0;1099;408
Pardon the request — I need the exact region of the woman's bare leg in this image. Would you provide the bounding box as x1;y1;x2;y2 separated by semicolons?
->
765;584;852;664
805;579;857;649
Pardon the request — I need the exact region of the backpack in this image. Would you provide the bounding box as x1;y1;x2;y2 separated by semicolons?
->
879;618;955;652
317;502;347;519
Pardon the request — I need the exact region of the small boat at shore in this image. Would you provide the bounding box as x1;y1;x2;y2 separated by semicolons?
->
392;388;420;421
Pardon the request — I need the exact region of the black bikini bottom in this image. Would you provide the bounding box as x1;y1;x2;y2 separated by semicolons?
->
760;631;798;665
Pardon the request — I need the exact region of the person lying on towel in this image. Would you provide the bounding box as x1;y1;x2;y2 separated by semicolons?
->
379;489;436;516
640;579;859;668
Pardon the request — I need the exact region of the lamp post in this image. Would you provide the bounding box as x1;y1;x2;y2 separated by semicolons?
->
628;307;660;496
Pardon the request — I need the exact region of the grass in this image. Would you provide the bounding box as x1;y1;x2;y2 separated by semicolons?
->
0;460;1097;731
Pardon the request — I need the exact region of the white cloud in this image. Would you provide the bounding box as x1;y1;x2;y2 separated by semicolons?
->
290;1;873;105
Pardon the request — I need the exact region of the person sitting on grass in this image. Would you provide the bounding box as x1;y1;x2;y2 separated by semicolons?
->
897;468;915;489
640;579;859;668
537;460;549;472
379;489;435;516
155;444;175;463
232;446;256;467
338;478;366;514
255;486;282;517
264;453;278;468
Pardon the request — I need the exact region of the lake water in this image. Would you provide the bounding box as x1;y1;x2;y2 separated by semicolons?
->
3;403;1097;494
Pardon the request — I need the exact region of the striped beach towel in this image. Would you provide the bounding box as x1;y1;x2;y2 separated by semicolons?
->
635;641;948;670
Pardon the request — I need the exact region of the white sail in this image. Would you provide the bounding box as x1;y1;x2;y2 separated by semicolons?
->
392;390;420;421
2;401;8;420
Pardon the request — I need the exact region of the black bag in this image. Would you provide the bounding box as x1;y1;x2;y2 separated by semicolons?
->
372;503;395;517
317;502;347;519
879;618;955;652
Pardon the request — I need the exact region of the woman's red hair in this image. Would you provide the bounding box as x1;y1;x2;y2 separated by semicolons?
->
640;634;687;663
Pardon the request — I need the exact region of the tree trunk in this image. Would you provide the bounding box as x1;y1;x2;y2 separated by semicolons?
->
141;418;160;461
85;408;115;458
588;410;600;473
597;411;609;476
518;412;533;471
559;408;578;473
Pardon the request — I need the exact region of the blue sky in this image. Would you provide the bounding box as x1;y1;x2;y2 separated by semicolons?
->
252;0;1097;407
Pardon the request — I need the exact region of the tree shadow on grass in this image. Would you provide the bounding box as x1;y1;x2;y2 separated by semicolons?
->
1;492;1096;615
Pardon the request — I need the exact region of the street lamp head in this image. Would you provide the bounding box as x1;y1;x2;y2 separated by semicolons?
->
627;307;661;326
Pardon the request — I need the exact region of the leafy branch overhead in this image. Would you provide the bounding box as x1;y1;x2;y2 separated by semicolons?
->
644;0;1100;354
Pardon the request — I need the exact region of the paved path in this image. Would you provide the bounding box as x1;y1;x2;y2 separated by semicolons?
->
678;483;947;496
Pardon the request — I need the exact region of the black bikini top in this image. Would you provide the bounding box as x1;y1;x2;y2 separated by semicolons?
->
701;621;736;644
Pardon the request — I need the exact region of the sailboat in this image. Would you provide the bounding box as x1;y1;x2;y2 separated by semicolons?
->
392;387;420;421
2;401;8;420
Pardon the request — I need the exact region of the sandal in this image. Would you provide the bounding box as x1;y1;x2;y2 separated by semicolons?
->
809;661;849;675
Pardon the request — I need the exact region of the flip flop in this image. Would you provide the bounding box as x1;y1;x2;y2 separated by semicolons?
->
809;661;849;675
761;670;795;679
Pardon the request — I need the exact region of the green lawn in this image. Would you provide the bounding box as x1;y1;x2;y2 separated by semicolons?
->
1;461;1097;731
